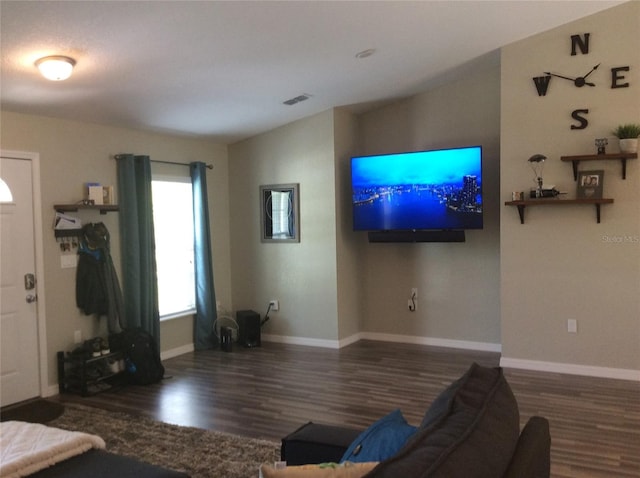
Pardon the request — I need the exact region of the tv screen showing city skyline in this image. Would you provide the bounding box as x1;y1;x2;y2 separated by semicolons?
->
351;146;483;231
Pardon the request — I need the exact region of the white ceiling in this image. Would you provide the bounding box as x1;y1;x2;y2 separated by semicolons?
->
0;1;624;144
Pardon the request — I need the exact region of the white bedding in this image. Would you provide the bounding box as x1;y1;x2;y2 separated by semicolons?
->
0;421;105;478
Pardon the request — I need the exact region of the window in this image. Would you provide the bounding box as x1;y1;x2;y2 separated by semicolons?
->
0;178;13;203
152;177;196;319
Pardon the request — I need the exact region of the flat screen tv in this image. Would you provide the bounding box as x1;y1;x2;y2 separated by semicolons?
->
351;145;483;232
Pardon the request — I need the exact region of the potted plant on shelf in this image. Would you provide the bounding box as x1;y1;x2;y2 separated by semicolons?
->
612;123;640;153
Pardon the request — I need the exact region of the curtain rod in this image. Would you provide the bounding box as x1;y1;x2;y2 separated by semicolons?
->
113;155;213;169
152;159;213;169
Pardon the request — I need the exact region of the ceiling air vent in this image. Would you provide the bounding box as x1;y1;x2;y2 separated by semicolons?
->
283;94;311;106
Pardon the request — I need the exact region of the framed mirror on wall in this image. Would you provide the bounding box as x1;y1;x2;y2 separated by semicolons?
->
260;183;300;243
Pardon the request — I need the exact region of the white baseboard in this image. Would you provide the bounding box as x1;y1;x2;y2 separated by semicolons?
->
261;331;501;353
338;333;362;348
360;331;502;353
261;333;362;349
500;356;640;381
161;343;194;361
261;334;341;349
120;337;640;382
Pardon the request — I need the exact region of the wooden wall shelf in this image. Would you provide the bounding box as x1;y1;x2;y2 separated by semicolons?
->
54;204;119;215
560;153;637;180
54;229;83;238
504;198;614;224
54;204;119;239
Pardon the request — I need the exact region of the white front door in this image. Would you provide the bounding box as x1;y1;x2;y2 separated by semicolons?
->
0;156;40;406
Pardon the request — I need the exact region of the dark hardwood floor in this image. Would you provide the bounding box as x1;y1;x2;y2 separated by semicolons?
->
55;340;640;477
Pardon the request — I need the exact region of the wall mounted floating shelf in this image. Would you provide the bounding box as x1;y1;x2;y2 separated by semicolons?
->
53;204;119;238
54;204;119;215
560;153;637;180
504;198;614;224
54;229;82;238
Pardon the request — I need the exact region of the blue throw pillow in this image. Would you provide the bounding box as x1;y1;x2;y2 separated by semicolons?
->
339;409;417;463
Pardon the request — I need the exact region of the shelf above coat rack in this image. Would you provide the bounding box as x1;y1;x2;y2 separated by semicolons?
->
53;204;119;238
54;204;119;214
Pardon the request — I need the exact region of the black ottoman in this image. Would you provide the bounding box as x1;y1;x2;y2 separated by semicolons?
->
281;422;362;466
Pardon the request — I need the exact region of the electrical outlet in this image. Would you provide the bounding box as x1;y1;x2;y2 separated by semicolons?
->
74;330;82;344
270;300;279;311
567;319;578;333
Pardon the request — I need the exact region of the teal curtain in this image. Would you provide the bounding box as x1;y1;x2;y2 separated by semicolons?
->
190;162;217;350
116;154;160;348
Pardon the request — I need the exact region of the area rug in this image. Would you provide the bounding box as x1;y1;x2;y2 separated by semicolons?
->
48;403;279;478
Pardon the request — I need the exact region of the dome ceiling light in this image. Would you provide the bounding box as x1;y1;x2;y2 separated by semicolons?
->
35;55;76;81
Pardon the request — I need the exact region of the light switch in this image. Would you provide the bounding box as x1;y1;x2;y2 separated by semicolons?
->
61;254;77;269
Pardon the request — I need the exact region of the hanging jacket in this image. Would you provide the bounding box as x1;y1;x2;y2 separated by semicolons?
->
76;244;108;315
76;222;124;333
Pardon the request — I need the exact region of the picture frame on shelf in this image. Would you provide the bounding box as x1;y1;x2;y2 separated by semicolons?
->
576;170;604;199
102;185;115;205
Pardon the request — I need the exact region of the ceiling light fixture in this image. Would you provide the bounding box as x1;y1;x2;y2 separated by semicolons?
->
35;55;76;81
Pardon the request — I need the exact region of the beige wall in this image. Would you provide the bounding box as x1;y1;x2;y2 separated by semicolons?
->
500;2;640;371
227;107;363;344
0;111;230;391
228;110;341;341
333;108;363;340
226;65;501;348
356;65;502;346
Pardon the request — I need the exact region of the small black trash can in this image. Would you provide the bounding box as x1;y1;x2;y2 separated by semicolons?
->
220;326;233;352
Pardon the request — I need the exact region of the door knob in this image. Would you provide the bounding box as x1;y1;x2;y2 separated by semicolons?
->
26;294;37;303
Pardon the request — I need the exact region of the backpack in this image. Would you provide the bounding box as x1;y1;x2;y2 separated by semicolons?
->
112;328;164;385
